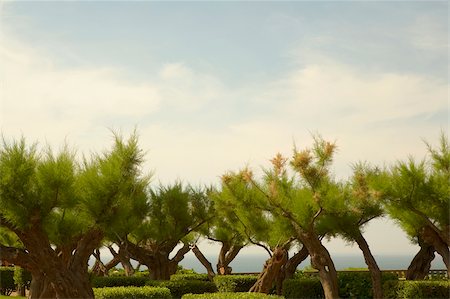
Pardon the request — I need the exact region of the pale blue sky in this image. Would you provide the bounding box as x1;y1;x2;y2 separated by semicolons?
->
0;1;448;258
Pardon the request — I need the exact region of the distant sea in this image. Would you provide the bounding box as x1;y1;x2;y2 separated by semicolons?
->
178;252;447;273
90;251;446;273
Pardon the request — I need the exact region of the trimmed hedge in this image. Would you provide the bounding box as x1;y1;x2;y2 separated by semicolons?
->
387;280;450;299
182;292;284;299
170;273;210;281
283;272;399;299
148;280;218;299
338;271;398;299
94;286;171;299
282;277;324;299
0;267;15;295
91;276;150;288
14;266;32;290
213;275;258;292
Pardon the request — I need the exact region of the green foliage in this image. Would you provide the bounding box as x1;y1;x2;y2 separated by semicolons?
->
0;267;14;295
338;271;398;299
380;134;450;241
91;275;150;288
390;280;450;299
182;293;284;299
170;273;210;281
148;280;218;299
13;266;31;289
93;286;171;299
213;275;258;292
282;278;324;299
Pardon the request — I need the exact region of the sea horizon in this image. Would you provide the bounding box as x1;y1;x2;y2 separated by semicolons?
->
178;252;447;274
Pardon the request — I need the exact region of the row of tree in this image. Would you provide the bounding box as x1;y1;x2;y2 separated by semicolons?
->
0;133;448;299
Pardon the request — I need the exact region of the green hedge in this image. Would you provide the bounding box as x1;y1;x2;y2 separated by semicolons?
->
94;286;171;299
170;273;210;281
338;271;398;299
91;276;150;288
14;266;32;290
213;275;258;292
389;280;450;299
283;272;399;299
0;267;15;295
282;277;324;299
182;292;284;299
148;280;218;299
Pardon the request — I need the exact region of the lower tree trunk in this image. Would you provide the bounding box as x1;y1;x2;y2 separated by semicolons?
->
29;273;55;299
216;243;242;275
191;244;216;280
421;226;449;272
282;246;309;280
406;238;435;280
297;229;339;299
249;247;288;294
29;269;94;299
354;231;383;299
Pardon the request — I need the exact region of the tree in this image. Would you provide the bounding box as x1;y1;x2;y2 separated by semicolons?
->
191;193;248;279
380;134;449;275
121;183;213;280
218;136;342;298
319;164;384;298
218;169;307;294
0;134;149;298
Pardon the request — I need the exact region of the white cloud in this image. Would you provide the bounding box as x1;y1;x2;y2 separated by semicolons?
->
0;33;161;147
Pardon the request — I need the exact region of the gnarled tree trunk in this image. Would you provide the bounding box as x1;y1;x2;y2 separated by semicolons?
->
294;226;339;299
354;231;383;299
249;247;288;294
124;240;191;280
406;237;435;280
421;225;449;272
216;243;243;275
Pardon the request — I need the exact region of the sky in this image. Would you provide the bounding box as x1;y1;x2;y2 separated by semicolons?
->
0;1;448;260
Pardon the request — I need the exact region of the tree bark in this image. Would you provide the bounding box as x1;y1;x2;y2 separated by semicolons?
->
1;216;102;299
191;244;215;280
406;237;435;280
282;246;309;280
216;243;243;275
124;240;190;280
354;231;383;299
421;225;449;272
249;247;288;294
292;224;339;299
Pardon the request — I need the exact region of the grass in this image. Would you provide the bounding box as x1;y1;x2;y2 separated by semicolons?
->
0;296;26;299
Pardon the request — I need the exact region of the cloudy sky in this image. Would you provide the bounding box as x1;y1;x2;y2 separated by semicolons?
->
0;1;448;258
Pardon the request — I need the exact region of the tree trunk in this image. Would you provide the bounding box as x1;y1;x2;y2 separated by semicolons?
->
406;238;435;280
354;231;383;299
249;247;288;294
282;246;309;280
216;243;242;275
421;225;449;272
191;244;216;280
294;226;339;299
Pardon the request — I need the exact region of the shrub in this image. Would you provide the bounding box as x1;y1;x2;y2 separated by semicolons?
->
338;271;399;299
0;267;15;295
147;280;218;299
91;275;150;288
94;286;171;299
213;275;258;292
13;266;31;294
171;273;210;281
182;292;284;299
282;277;324;299
395;280;450;299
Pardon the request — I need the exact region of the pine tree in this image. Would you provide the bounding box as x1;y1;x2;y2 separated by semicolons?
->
0;133;149;298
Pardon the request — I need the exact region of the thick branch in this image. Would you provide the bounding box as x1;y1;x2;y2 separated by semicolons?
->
0;245;37;271
171;242;190;263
